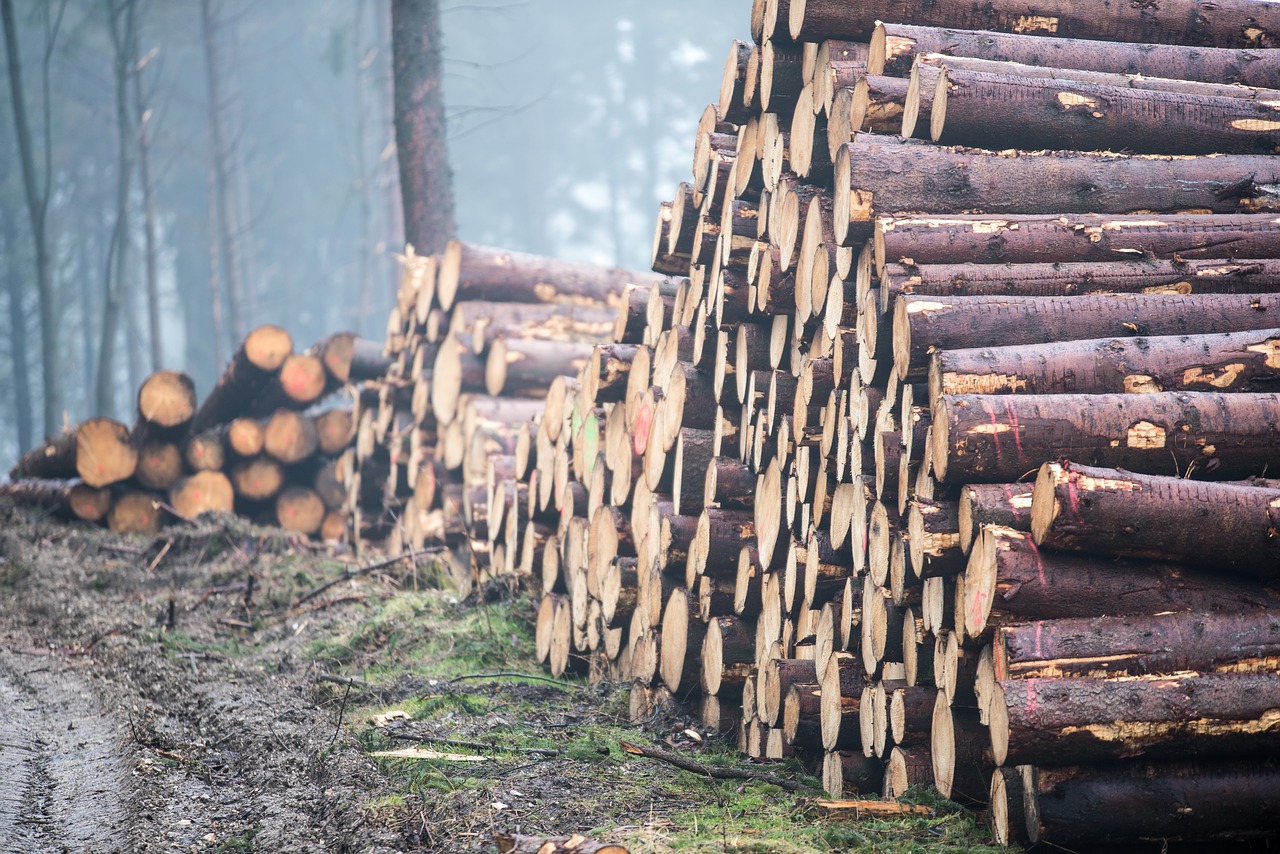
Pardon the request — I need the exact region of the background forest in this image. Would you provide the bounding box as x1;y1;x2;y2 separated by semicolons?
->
0;0;742;472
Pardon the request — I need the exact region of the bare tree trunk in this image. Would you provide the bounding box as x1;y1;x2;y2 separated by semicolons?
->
0;211;33;453
204;166;226;368
96;0;138;419
1;0;64;435
133;52;161;370
391;0;454;254
200;0;245;344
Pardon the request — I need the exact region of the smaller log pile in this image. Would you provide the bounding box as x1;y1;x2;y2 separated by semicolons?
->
3;327;385;540
474;0;1280;848
348;242;673;590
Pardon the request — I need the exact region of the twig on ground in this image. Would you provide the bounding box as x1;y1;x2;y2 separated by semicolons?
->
619;741;807;792
284;594;367;617
318;673;373;690
383;727;560;757
146;539;172;573
447;671;572;689
330;678;353;745
291;549;437;608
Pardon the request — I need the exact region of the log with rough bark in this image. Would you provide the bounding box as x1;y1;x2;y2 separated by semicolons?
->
485;338;595;399
1015;760;1280;846
958;483;1033;553
789;0;1280;47
189;324;294;434
247;353;328;417
994;609;1280;681
869;22;1280;87
930;328;1280;400
932;391;1280;484
452;301;617;356
311;332;391;386
988;671;1280;765
11;418;140;489
874;213;1280;273
928;65;1280;155
1032;461;1280;573
436;240;671;311
833;137;1280;245
0;479;112;522
961;525;1280;641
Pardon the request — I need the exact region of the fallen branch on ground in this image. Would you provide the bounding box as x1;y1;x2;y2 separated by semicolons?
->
619;741;808;792
291;549;435;608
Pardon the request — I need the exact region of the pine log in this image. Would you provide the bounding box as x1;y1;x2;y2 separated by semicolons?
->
485;338;594;398
431;335;488;425
833;137;1280;245
884;745;933;798
276;486;326;536
702;614;758;698
995;609;1280;681
789;0;1280;47
134;440;184;492
229;457;286;502
312;331;391;385
246;353;328;417
314;409;356;455
906;498;964;579
227;417;266;457
659;587;706;696
823;750;883;798
452;301;616;355
107;491;164;535
183;428;226;472
958;483;1033;553
961;525;1280;642
135;370;197;434
989;672;1280;765
719;40;753;124
0;479;112;522
170;471;235;519
875;213;1280;273
263;410;319;466
930;66;1280;155
930;692;990;805
436;239;669;311
820;652;868;751
1020;760;1280;846
932;391;1280;484
870;22;1280;87
931;328;1280;401
75;418;138;489
1032;461;1280;573
189;324;293;434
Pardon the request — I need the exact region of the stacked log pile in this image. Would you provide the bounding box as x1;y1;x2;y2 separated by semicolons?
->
473;0;1280;847
4;327;384;541
347;243;673;589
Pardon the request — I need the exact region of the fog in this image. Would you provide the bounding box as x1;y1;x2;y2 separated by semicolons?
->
0;0;744;471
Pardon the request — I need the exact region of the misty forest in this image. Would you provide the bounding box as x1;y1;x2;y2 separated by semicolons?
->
0;0;741;473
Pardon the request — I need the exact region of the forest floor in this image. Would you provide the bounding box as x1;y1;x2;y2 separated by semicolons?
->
0;498;1001;854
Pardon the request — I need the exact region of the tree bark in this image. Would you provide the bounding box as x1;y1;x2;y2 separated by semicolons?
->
957;483;1033;553
1021;760;1280;846
1031;461;1280;573
930;327;1280;399
190;325;294;434
391;0;453;255
995;609;1280;681
933;391;1280;484
894;292;1280;382
870;22;1280;86
790;0;1279;47
834;136;1280;245
875;213;1280;272
990;672;1280;765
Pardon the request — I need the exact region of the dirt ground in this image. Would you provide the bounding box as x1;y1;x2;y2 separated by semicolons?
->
0;499;1003;854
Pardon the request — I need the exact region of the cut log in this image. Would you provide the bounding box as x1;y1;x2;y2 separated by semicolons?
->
134;441;184;492
995;609;1280;681
227;418;266;458
135;371;197;433
263;410;319;466
1031;461;1280;573
875;213;1280;273
870;22;1280;87
789;0;1280;47
833;137;1280;245
73;418;138;489
189;324;293;434
229;457;286;502
436;239;670;311
0;479;112;522
246;353;328;417
930;66;1280;155
314;409;356;455
485;338;594;398
1021;760;1280;846
108;491;164;535
659;587;706;696
276;486;327;535
312;332;391;385
183;428;226;473
453;301;615;355
906;498;964;579
702;614;756;698
989;671;1280;765
932;391;1280;484
958;483;1034;553
931;327;1280;401
930;691;990;805
885;745;933;797
494;832;628;854
170;471;235;519
820;652;867;750
822;750;883;798
962;525;1280;642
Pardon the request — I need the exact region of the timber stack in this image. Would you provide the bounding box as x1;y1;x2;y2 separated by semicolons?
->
471;0;1280;848
4;327;385;541
347;243;674;589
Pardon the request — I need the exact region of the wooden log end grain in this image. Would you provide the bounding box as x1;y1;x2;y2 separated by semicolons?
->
76;417;138;489
136;370;197;430
170;471;235;519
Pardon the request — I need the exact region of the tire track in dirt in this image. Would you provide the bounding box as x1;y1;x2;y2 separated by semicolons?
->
0;651;131;852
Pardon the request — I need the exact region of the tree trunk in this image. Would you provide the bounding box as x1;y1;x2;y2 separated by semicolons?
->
1031;461;1280;573
834;136;1280;245
0;208;33;454
875;213;1280;273
930;66;1280;155
789;0;1279;47
930;327;1280;399
0;478;111;522
132;60;161;370
995;609;1280;681
894;292;1280;382
990;672;1280;765
1021;760;1280;846
1;0;61;436
391;0;453;255
871;22;1280;86
962;525;1280;642
933;391;1280;484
